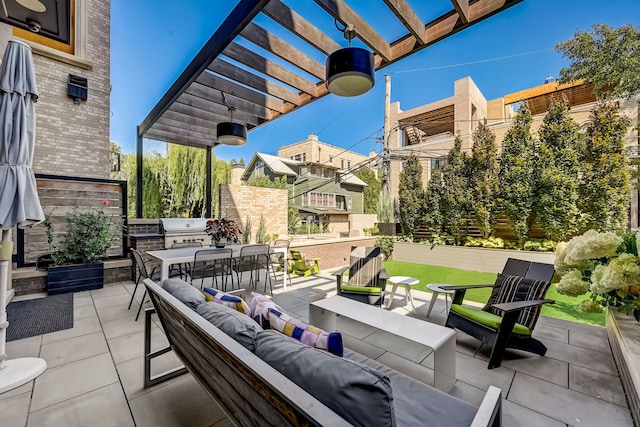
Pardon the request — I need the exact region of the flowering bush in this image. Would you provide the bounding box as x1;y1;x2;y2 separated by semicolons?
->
206;218;241;243
555;229;640;320
44;200;120;265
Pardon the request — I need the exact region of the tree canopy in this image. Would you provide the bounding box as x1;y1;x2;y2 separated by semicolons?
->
556;23;640;99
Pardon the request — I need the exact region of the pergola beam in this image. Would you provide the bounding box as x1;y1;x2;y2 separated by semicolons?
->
383;0;427;44
450;0;470;24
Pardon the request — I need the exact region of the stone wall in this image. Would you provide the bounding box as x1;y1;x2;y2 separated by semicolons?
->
219;184;288;242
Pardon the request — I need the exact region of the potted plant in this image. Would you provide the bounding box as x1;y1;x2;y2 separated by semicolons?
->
43;200;120;294
206;218;242;248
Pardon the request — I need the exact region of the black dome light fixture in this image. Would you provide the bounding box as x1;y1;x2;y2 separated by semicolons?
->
216;92;247;146
326;24;375;97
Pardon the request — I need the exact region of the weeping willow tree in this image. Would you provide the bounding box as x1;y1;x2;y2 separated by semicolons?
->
117;143;231;219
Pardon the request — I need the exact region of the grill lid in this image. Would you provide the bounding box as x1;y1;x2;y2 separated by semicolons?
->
160;218;208;234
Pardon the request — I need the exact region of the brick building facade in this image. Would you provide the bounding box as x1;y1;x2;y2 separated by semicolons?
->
0;0;111;180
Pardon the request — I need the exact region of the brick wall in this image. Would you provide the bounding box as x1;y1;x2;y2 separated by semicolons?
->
219;184;288;242
290;237;377;270
8;0;112;179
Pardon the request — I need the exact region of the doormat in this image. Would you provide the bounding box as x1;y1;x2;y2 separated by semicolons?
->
6;293;74;341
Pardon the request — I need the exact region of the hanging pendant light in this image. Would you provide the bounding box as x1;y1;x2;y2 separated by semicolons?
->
326;24;375;97
217;93;247;145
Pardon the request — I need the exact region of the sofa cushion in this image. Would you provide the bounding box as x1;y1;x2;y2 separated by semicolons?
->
267;308;343;356
196;302;263;351
255;330;395;427
162;278;205;310
451;304;532;336
344;349;477;427
203;287;250;316
249;292;285;328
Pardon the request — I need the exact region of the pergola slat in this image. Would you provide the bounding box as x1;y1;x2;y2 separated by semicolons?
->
208;58;301;105
383;0;426;44
196;71;287;114
162;109;220;136
146;127;214;148
450;0;470;24
223;41;318;96
262;0;341;55
240;22;325;80
175;92;262;127
313;0;392;62
186;81;277;121
156;117;217;141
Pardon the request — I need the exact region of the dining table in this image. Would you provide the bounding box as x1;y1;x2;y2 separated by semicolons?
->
146;244;289;290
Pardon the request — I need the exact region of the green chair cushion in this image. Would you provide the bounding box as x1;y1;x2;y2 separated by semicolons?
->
451;304;532;336
341;285;381;294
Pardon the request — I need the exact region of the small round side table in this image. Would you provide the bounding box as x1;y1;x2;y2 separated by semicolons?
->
386;276;420;310
426;284;456;317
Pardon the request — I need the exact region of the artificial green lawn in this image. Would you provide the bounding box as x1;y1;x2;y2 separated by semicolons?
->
381;260;605;327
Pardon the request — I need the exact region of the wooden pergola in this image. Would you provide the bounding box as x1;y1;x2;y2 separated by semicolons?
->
136;0;525;217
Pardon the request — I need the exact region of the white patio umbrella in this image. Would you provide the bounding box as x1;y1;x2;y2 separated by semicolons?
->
0;38;46;393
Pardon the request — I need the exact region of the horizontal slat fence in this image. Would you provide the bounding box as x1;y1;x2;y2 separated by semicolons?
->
18;175;127;266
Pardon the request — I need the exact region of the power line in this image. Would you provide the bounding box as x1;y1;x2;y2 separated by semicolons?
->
393;48;554;74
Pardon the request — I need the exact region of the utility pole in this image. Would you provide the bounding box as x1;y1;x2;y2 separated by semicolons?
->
382;74;391;199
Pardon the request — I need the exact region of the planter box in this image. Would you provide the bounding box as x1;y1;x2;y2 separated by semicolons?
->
47;263;104;295
606;308;640;426
392;243;555;273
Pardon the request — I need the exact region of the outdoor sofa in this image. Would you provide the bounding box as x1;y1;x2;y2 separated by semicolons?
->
143;277;502;426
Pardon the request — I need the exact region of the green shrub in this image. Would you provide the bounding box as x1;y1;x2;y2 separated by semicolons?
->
523;239;557;252
375;235;394;260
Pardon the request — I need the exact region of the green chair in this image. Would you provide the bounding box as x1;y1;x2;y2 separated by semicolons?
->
443;258;555;369
333;246;388;307
289;250;320;277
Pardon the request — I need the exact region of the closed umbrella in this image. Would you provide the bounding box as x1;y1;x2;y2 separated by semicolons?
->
0;39;46;393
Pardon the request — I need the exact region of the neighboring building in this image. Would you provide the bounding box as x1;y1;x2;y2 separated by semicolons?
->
278;133;373;171
386;76;640;224
242;147;369;234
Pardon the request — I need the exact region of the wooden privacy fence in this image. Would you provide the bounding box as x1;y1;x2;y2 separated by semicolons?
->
17;174;128;267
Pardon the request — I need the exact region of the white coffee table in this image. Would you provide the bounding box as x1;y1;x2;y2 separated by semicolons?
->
426;283;456;317
386;276;419;310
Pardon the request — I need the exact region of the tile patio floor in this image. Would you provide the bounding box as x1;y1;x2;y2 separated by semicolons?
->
1;272;634;426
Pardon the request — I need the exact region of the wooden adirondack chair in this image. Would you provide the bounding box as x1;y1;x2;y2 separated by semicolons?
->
333;246;388;307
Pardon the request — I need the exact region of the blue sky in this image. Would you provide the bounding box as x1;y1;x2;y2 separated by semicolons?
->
110;0;640;162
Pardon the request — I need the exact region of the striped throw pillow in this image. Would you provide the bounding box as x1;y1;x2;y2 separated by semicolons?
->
267;308;343;356
203;288;250;316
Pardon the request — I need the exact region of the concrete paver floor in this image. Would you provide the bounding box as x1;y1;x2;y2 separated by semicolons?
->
1;271;633;426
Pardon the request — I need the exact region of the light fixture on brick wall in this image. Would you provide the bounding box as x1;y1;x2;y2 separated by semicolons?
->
67;75;87;104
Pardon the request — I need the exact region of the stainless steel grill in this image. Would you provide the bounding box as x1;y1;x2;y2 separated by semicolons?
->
160;218;210;249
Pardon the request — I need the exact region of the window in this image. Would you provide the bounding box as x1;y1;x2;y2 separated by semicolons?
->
255;160;265;177
347;161;351;169
329;156;333;165
14;0;90;64
341;159;345;169
431;157;446;173
347;196;353;211
302;192;335;208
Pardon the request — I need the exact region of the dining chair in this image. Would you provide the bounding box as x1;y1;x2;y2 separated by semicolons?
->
170;241;203;279
190;248;235;291
234;244;273;295
269;239;291;285
129;248;162;321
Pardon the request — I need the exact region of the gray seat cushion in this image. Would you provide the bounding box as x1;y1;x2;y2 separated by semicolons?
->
255;330;395;427
162;278;205;310
196;302;263;352
344;349;477;426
